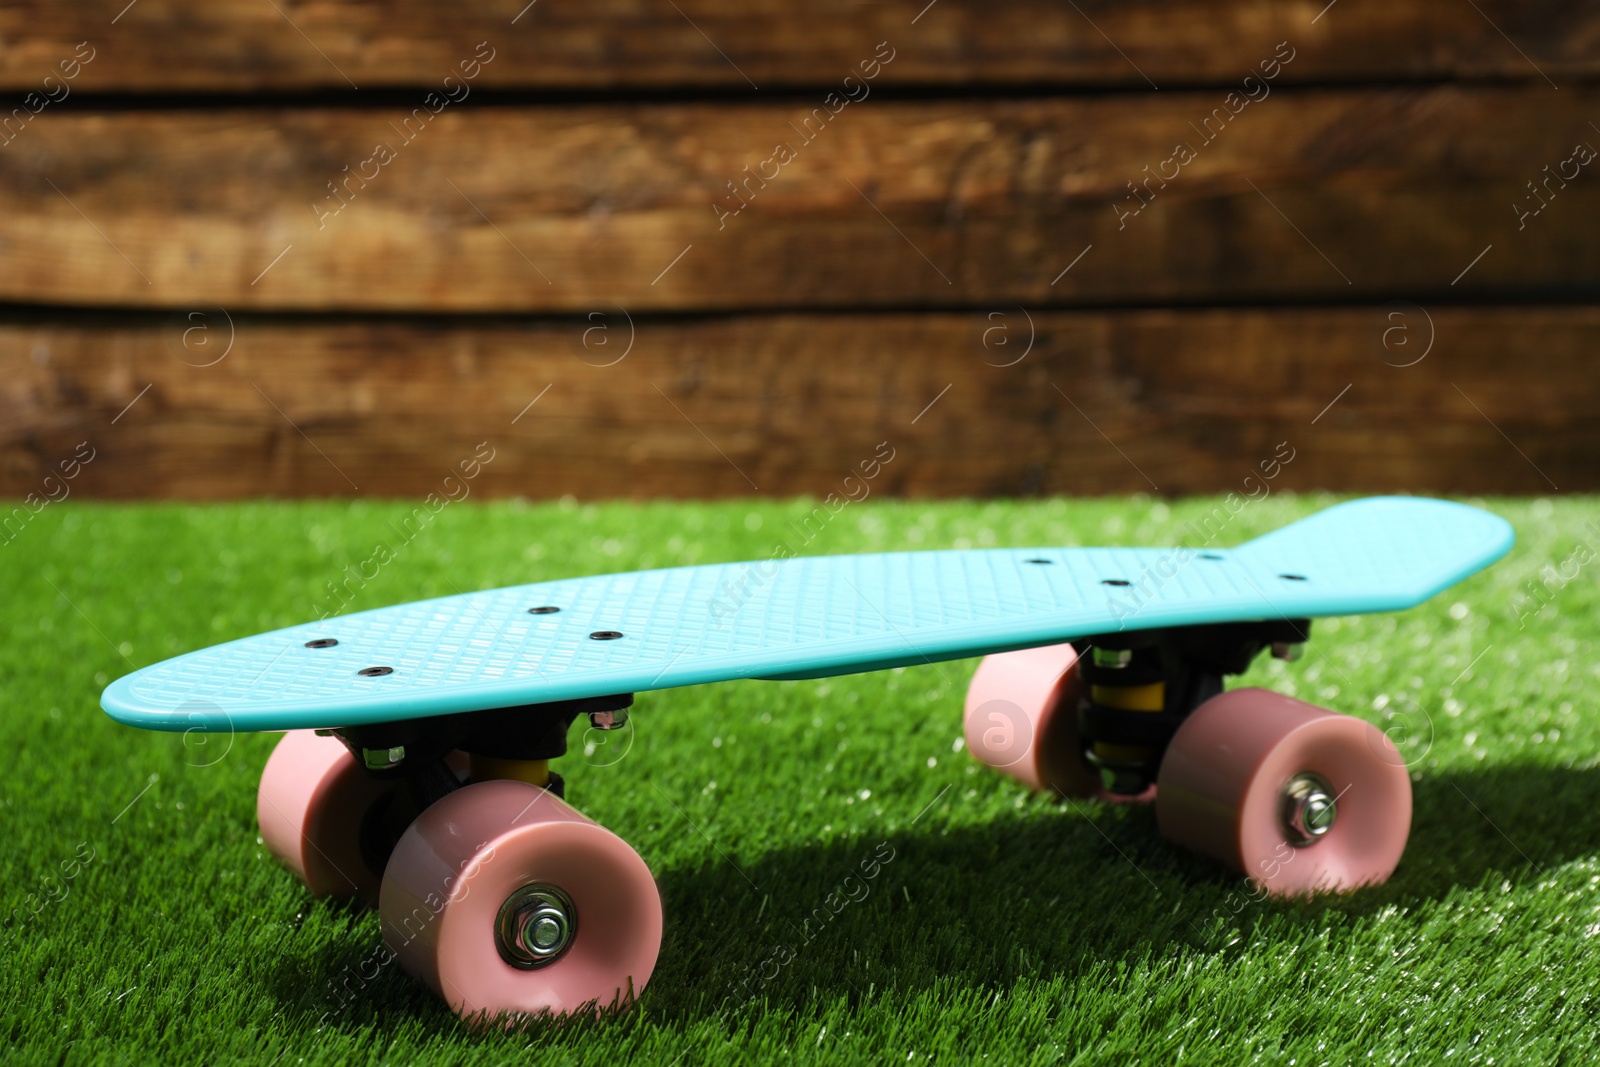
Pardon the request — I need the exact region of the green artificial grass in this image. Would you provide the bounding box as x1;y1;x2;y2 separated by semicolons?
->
2;494;1598;1065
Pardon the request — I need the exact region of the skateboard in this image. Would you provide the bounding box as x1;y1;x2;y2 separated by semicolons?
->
102;496;1512;1022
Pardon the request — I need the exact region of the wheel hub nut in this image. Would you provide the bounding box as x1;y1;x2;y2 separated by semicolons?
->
494;884;577;969
1281;772;1338;846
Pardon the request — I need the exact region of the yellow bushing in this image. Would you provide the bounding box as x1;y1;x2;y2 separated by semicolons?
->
469;754;551;787
1090;682;1165;712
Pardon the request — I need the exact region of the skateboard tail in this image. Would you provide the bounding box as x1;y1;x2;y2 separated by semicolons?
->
757;499;1515;680
1229;496;1514;605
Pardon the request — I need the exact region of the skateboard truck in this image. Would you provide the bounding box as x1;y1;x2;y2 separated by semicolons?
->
331;692;635;778
326;693;634;876
1075;619;1313;796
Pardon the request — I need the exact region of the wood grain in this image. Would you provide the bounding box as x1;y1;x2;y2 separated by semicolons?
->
3;87;1598;311
0;1;1592;92
3;308;1593;501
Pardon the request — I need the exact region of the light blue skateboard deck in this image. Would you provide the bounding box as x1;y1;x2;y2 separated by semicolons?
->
101;497;1512;733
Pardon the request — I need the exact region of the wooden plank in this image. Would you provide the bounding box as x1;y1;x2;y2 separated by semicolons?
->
2;307;1594;502
3;88;1598;311
0;1;1591;92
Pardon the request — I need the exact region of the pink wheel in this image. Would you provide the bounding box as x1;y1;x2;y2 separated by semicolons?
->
1156;688;1412;896
964;644;1098;797
257;729;397;901
379;779;662;1023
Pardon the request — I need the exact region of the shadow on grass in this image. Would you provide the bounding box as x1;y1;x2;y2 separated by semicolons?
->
268;760;1600;1036
646;760;1600;1025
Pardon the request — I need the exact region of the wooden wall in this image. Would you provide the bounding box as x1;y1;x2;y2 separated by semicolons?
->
2;1;1596;500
